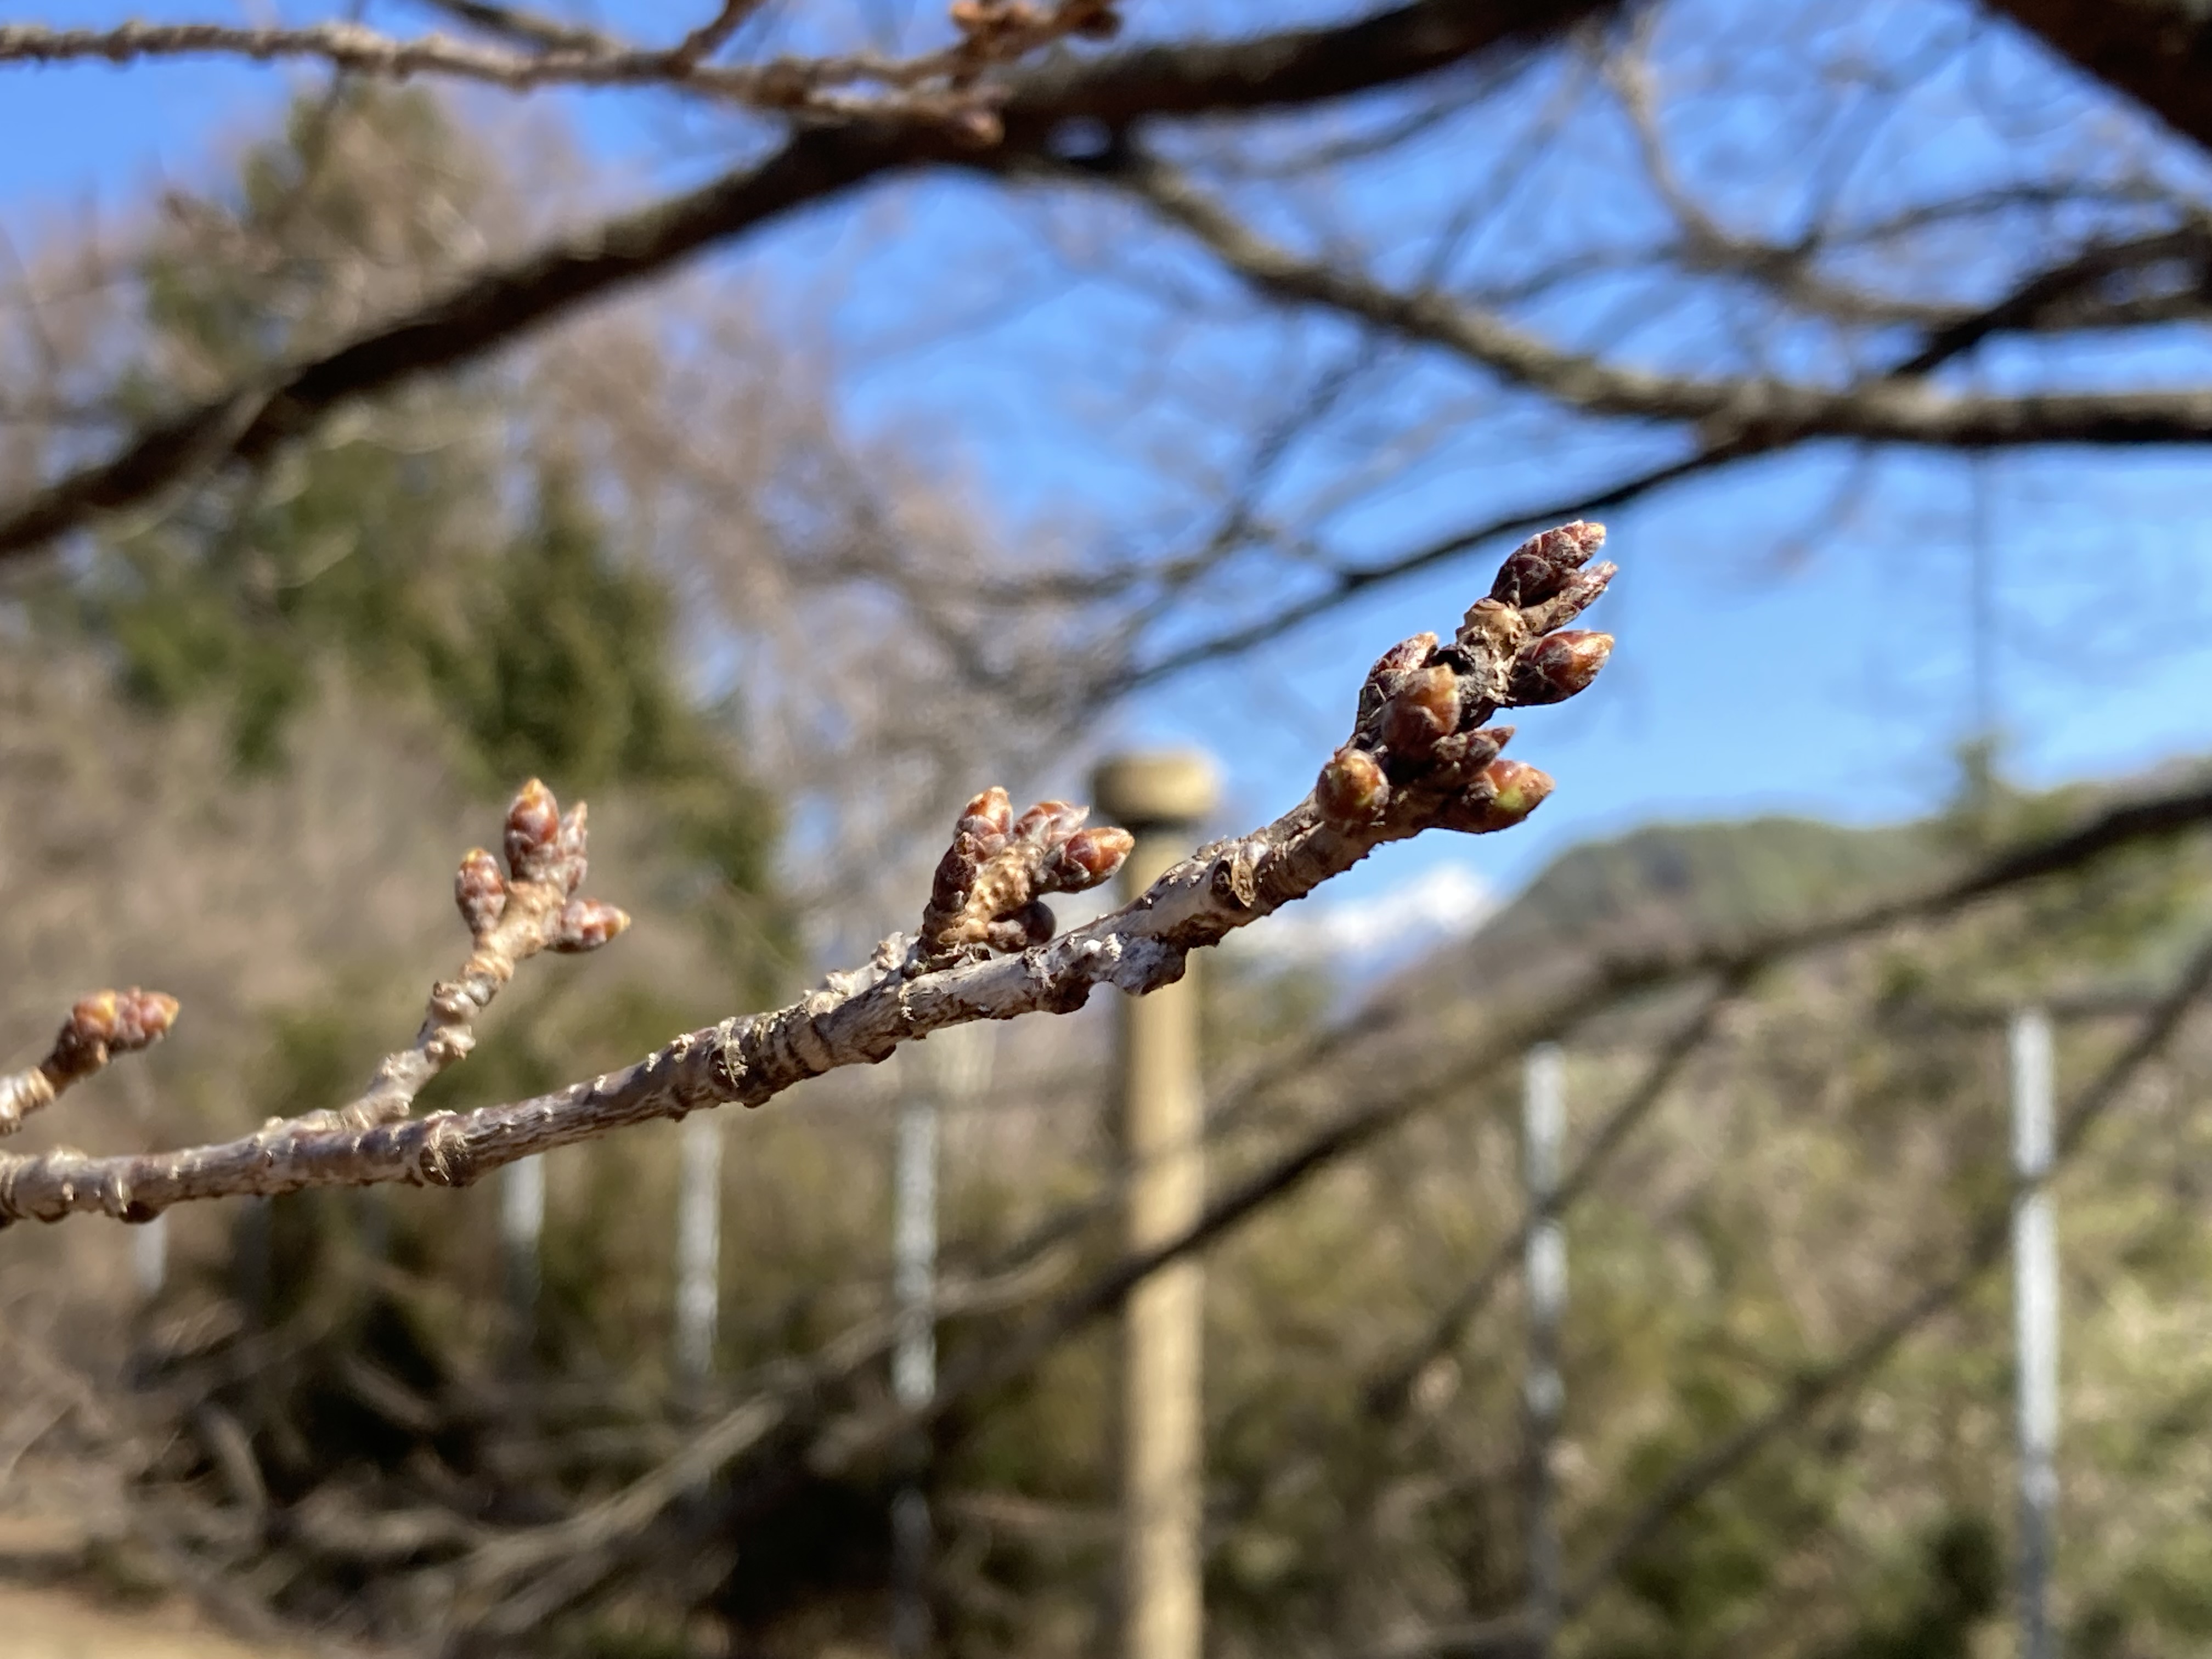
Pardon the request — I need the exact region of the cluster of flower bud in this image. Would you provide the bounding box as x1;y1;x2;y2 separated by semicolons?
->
45;988;180;1085
949;0;1121;46
461;778;630;956
1313;521;1616;838
920;787;1136;960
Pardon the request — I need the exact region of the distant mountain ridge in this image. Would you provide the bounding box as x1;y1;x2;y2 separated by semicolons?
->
1427;758;2212;1004
1474;814;1947;964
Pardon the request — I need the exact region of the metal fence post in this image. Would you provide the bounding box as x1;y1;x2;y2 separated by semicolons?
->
1523;1042;1567;1656
2011;1007;2058;1659
891;1020;994;1659
675;1113;724;1384
502;1153;545;1359
133;1210;168;1304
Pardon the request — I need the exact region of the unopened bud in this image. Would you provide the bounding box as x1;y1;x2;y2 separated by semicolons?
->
1451;758;1555;834
551;898;631;955
1522;560;1618;633
49;988;180;1081
1489;521;1606;607
1366;632;1438;690
958;787;1014;848
1012;798;1087;849
1430;725;1508;780
1051;825;1134;890
1509;630;1614;706
557;803;590;893
1381;663;1460;757
504;778;563;882
1315;746;1390;829
455;848;507;936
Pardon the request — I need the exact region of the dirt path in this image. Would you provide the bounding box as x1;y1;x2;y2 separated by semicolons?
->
0;1582;304;1658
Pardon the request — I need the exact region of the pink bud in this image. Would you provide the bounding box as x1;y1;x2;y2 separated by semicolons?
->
1381;663;1461;757
1365;632;1439;692
48;988;179;1080
1052;825;1134;890
1489;521;1606;607
1509;630;1613;706
1450;758;1555;833
557;803;590;893
1012;799;1087;849
956;787;1014;851
550;899;631;955
504;779;563;882
1315;746;1390;829
455;848;508;936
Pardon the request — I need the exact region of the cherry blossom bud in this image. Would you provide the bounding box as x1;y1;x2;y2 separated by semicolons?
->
48;988;180;1081
455;848;507;936
1050;826;1135;890
551;898;631;955
1366;632;1438;691
1430;726;1508;781
504;778;563;883
957;787;1014;851
1012;799;1087;849
1522;561;1618;633
1489;521;1606;607
1315;746;1390;828
1381;663;1461;756
1509;630;1614;706
1451;758;1555;834
557;803;590;893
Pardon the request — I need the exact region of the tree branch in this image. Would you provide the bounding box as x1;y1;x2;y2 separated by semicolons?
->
0;5;1121;122
360;755;2212;1633
0;989;178;1137
1083;148;2212;449
0;522;1618;1227
775;764;2212;1498
0;0;1609;565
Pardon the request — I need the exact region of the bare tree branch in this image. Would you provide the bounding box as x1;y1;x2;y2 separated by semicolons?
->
775;764;2212;1498
306;757;2212;1640
0;0;1611;566
1084;148;2212;449
0;521;1617;1226
0;4;1120;123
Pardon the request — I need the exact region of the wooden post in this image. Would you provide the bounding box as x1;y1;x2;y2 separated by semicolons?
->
2010;1007;2058;1659
675;1114;723;1384
1522;1042;1566;1657
1094;751;1217;1659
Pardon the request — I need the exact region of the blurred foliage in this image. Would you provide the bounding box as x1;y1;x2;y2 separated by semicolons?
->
57;88;778;966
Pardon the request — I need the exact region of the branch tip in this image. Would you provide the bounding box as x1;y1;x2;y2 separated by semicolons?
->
0;986;179;1137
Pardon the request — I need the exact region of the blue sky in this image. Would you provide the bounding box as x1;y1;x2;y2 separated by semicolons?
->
5;0;2211;936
